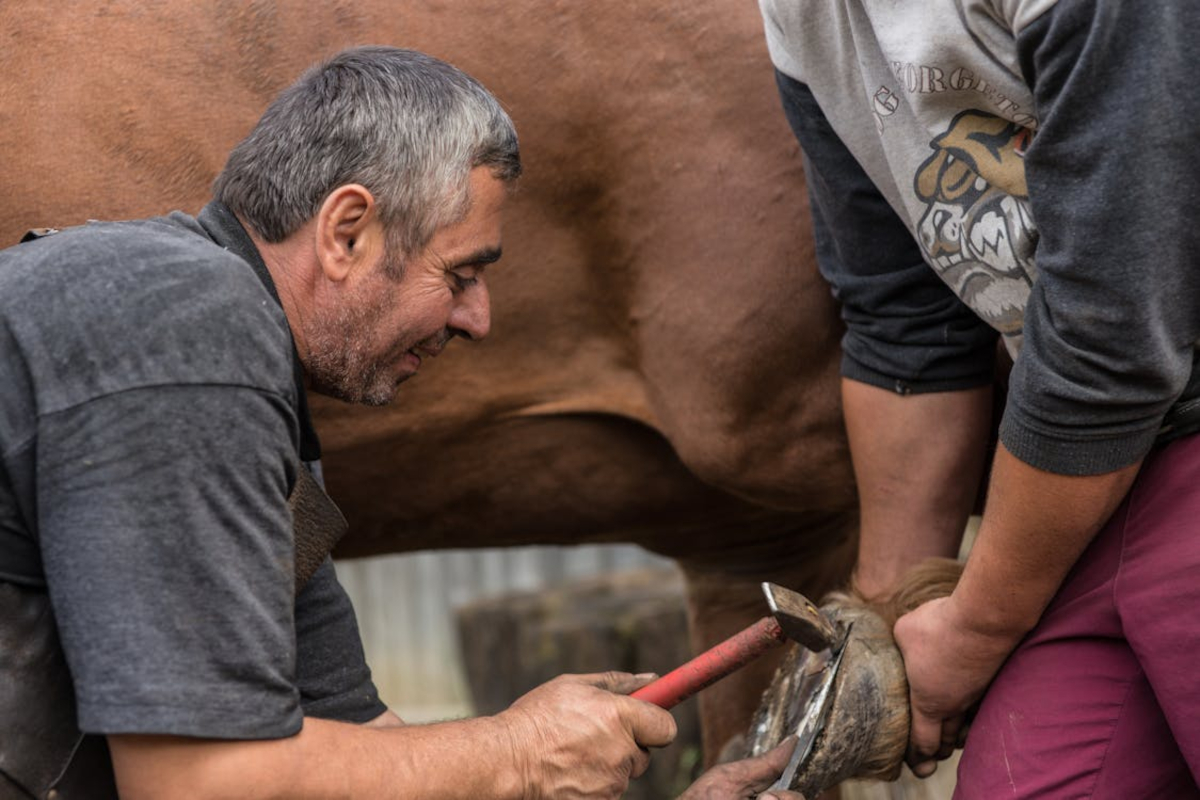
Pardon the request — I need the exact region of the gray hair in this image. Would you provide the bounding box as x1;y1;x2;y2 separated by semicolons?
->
213;46;520;258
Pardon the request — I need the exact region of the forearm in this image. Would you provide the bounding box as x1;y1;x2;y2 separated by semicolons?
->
892;443;1142;772
952;443;1141;639
110;715;525;800
111;672;675;800
844;378;992;598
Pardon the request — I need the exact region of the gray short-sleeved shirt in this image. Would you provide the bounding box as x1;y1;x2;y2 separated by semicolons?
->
0;204;385;739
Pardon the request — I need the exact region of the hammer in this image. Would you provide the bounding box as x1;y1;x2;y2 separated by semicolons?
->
631;582;840;709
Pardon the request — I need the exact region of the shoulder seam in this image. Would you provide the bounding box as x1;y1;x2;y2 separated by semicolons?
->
37;382;296;421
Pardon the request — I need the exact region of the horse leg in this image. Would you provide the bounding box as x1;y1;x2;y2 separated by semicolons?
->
676;511;858;767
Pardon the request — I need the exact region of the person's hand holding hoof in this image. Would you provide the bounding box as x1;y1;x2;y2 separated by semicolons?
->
676;737;807;800
893;594;1019;778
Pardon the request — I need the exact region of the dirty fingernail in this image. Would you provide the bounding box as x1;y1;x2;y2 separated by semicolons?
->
913;761;937;778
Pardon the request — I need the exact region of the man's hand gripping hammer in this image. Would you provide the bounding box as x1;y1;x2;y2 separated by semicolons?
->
631;582;839;709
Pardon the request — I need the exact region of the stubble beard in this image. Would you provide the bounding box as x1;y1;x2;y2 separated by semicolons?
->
305;274;402;407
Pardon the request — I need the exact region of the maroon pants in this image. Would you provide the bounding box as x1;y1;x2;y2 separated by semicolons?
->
956;434;1200;799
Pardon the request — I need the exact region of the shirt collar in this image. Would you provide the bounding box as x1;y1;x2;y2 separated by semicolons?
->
196;201;322;462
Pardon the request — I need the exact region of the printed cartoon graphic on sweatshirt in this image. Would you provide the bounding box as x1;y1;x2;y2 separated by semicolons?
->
913;110;1038;352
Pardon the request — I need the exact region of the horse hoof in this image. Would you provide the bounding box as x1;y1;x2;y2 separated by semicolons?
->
744;558;963;796
743;596;909;796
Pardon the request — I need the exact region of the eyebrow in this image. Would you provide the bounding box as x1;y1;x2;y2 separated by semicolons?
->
456;246;503;268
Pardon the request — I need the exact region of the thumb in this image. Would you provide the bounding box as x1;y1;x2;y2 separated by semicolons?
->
721;736;800;791
759;736;799;775
907;698;942;777
587;670;660;695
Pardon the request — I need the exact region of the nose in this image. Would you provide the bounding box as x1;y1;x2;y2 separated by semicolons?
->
448;279;491;341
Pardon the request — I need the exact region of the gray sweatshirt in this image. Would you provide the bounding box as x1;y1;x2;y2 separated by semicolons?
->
760;0;1200;475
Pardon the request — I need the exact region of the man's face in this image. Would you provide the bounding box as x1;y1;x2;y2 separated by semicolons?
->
306;167;507;405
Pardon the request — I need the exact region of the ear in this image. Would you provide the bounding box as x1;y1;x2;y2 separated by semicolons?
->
314;184;383;283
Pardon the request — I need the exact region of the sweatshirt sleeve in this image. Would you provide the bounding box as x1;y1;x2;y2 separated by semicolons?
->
1001;0;1200;475
774;69;999;394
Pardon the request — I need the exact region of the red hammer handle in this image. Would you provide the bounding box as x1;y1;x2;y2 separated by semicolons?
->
630;616;786;709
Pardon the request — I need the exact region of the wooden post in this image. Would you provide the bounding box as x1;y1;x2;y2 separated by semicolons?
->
456;567;702;800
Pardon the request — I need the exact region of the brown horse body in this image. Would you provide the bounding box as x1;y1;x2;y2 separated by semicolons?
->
0;1;858;760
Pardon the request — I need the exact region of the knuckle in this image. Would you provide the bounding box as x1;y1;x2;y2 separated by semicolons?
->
599;669;627;688
661;711;679;741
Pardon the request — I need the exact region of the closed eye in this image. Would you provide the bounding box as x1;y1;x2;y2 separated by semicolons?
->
447;246;500;293
452;273;479;291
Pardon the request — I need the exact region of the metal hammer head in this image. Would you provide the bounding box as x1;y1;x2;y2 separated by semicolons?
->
762;582;841;652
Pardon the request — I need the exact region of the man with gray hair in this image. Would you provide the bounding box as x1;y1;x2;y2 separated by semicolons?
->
0;46;803;799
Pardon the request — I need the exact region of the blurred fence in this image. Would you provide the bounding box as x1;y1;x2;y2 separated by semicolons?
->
334;544;676;721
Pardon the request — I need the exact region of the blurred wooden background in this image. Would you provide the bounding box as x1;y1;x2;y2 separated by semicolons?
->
336;544;673;721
